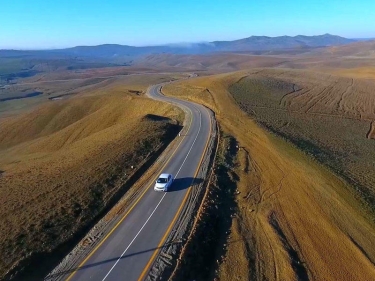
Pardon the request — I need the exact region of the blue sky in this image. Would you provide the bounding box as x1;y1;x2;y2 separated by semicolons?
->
0;0;374;49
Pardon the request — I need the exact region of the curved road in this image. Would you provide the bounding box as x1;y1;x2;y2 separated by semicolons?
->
60;83;213;281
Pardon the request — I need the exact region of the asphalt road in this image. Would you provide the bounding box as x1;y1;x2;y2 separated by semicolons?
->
63;83;212;281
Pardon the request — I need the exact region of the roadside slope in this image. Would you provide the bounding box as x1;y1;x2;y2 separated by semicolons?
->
163;72;375;281
0;87;183;280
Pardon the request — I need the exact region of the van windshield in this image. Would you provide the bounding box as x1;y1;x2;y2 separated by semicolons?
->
157;178;168;183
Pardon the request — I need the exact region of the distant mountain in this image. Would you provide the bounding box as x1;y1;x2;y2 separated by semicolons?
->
212;34;354;52
0;34;360;78
56;43;216;58
0;34;355;60
54;34;354;57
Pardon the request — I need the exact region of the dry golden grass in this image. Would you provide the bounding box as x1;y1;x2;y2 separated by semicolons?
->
0;76;183;279
322;40;375;57
163;72;375;281
227;69;375;207
326;67;375;80
369;122;375;140
129;40;375;74
0;71;185;118
136;53;291;72
21;66;185;83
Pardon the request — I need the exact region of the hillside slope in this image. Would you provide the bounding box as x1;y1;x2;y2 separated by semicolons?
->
318;39;375;57
0;87;182;280
163;72;375;281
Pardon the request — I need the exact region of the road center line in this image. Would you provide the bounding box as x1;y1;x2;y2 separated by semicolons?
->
174;107;202;178
100;91;202;280
101;193;166;281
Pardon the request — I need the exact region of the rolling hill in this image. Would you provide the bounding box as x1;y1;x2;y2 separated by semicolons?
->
317;39;375;57
0;73;184;280
163;70;375;281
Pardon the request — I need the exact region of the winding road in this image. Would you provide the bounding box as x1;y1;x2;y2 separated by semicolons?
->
55;82;213;281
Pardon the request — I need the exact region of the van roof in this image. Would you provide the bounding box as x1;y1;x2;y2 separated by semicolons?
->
159;173;171;178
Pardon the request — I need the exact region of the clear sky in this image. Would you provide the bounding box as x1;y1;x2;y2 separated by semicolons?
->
0;0;374;49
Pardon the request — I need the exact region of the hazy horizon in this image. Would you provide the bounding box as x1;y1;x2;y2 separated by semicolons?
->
2;33;374;51
1;0;375;49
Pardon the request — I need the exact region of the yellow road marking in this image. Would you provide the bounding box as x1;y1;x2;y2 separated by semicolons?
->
137;105;212;281
65;98;193;281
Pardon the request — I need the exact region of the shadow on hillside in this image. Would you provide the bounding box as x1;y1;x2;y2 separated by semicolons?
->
7;122;183;281
143;114;171;122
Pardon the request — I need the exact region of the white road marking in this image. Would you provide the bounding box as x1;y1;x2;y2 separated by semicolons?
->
174;107;202;178
101;193;166;281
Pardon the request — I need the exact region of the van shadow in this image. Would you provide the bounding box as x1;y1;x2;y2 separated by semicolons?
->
168;177;204;192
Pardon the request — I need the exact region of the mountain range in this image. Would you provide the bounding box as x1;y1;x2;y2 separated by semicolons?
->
1;34;356;59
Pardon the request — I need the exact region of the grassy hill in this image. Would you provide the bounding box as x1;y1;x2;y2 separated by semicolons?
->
163;71;375;281
318;39;375;57
228;68;375;209
0;77;183;280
